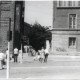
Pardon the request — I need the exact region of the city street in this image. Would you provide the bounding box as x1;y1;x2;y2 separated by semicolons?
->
0;1;80;80
0;54;80;79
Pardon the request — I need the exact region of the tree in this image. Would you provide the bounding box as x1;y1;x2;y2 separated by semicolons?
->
28;22;52;51
23;22;32;45
23;22;52;51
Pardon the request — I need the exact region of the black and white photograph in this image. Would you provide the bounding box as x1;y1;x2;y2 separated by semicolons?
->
0;0;80;79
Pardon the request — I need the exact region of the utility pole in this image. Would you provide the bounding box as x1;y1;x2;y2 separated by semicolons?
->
6;18;11;79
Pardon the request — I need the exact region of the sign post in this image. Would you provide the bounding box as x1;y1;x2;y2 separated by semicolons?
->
6;18;11;79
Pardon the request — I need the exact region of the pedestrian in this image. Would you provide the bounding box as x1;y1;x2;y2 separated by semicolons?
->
32;49;36;56
0;51;5;69
6;49;8;57
2;49;9;68
39;47;45;63
37;50;41;61
2;50;7;67
33;50;40;61
14;48;18;63
18;50;22;63
44;48;49;63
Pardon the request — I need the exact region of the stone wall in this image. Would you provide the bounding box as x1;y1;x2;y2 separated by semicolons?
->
0;1;15;53
52;1;80;55
52;30;80;55
53;1;80;29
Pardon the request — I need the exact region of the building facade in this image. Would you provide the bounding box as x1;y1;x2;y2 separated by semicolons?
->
52;1;80;56
0;1;24;53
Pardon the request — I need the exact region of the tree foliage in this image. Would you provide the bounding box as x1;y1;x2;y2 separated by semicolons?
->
24;22;52;51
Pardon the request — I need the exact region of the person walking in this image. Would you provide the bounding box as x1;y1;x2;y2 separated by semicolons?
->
14;48;18;63
0;51;5;69
33;50;40;61
44;48;49;63
18;50;22;63
39;47;45;63
3;49;8;68
37;50;41;61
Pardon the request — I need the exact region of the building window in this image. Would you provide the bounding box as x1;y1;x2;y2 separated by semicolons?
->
78;1;80;6
57;1;79;7
59;1;62;7
57;1;68;7
68;1;72;6
69;37;76;48
69;14;77;29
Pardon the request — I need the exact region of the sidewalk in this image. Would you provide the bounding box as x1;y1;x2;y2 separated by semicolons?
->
9;53;80;67
22;53;80;61
49;54;80;61
10;53;80;62
1;53;80;78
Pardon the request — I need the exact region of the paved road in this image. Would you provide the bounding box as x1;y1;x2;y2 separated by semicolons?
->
0;54;80;79
1;65;80;79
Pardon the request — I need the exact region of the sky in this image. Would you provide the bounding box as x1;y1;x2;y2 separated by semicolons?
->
24;1;53;27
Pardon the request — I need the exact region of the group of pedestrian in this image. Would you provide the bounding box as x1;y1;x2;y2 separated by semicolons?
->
34;47;49;63
0;46;49;70
0;47;22;69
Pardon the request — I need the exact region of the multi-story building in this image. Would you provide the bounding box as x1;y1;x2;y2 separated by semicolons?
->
0;1;24;53
52;1;80;55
